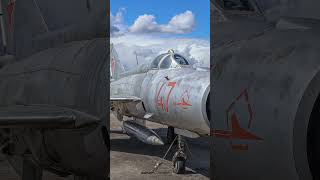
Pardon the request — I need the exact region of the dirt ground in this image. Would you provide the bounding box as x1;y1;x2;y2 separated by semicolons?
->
110;114;210;180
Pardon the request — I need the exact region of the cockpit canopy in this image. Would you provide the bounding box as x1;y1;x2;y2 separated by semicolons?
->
150;50;190;69
214;0;257;13
214;0;320;21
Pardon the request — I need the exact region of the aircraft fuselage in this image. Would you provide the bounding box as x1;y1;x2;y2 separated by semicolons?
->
111;67;210;136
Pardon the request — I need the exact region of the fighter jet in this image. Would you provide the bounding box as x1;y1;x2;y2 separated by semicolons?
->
110;45;210;173
211;0;320;180
0;0;108;180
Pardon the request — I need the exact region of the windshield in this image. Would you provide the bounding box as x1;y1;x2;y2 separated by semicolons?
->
174;54;189;65
256;0;320;21
159;56;172;69
151;54;167;69
215;0;255;12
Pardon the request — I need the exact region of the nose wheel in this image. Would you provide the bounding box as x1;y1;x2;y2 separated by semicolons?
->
142;133;188;174
172;135;186;174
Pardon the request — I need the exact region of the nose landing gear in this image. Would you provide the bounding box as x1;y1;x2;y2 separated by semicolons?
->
172;135;186;174
142;127;188;174
167;127;187;174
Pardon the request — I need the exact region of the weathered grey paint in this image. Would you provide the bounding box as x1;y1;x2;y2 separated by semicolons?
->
0;0;109;179
211;0;320;179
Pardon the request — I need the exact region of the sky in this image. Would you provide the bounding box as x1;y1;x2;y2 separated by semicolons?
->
110;0;210;69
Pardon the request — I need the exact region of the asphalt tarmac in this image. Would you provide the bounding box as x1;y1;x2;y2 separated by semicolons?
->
110;114;210;180
0;158;73;180
0;115;210;180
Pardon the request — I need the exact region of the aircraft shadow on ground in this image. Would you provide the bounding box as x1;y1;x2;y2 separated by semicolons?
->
110;127;210;177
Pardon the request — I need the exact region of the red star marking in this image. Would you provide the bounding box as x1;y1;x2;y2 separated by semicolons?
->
212;112;263;141
175;98;192;108
174;90;192;109
211;89;263;151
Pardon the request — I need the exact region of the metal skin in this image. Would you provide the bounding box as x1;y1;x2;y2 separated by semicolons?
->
211;0;320;180
110;49;210;138
123;120;164;145
0;0;109;179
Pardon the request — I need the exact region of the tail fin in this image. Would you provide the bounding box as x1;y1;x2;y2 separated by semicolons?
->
110;44;124;80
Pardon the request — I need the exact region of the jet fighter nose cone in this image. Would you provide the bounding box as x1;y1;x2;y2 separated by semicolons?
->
147;135;164;146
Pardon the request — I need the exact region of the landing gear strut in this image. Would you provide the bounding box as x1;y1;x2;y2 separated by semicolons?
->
22;156;42;180
172;135;186;174
167;126;176;145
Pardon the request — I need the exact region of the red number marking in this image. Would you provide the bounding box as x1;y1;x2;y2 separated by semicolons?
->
155;81;177;112
166;82;176;112
156;83;165;110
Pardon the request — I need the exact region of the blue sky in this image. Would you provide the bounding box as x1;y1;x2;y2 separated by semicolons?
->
110;0;210;39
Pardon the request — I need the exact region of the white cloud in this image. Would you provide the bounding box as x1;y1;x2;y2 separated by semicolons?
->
110;8;127;36
111;34;209;70
110;9;208;69
129;10;195;34
166;10;196;33
128;14;158;33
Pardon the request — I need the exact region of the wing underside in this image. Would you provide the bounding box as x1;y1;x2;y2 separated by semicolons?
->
110;96;141;102
110;95;142;111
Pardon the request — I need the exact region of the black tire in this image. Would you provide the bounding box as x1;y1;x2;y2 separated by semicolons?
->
167;127;176;145
173;157;186;174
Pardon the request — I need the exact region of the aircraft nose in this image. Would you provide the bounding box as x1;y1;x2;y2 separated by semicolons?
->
147;135;164;146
